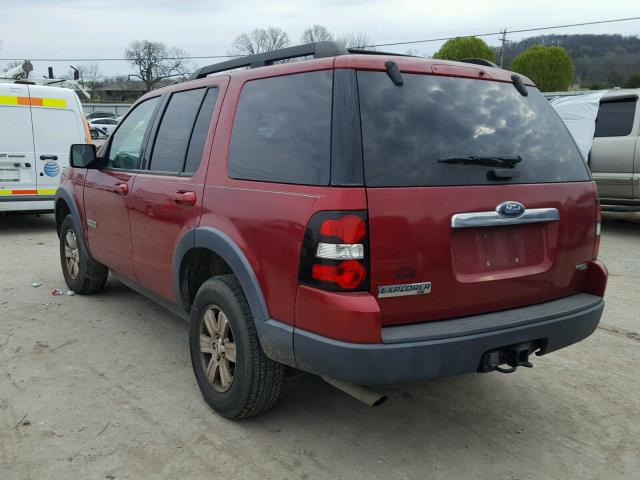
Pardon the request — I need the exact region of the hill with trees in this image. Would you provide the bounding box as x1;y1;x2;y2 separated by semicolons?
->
501;34;640;89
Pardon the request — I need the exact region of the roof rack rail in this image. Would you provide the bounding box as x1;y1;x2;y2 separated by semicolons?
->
347;48;416;57
460;58;499;68
192;41;348;79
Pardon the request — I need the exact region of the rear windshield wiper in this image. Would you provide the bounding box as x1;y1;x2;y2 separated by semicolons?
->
437;155;522;168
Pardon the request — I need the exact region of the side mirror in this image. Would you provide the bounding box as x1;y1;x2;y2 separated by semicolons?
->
70;144;99;169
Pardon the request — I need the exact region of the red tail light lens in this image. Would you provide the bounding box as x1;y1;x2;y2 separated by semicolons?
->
312;260;366;289
320;215;366;243
299;211;369;292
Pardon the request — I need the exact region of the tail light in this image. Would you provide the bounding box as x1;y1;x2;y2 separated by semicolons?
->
299;211;369;291
593;197;601;259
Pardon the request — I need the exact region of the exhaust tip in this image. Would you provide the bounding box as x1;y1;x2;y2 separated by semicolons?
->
322;376;387;407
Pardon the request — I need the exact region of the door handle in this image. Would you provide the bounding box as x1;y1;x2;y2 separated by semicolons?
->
113;183;129;195
40;155;58;161
173;190;196;206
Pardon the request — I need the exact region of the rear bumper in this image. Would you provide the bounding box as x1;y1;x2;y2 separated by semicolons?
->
0;197;55;212
291;293;604;385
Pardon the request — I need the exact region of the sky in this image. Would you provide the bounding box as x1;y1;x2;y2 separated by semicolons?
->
1;0;639;79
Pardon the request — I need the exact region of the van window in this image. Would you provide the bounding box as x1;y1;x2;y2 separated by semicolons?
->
228;70;332;185
184;88;219;174
149;89;207;173
357;72;590;187
32;108;83;154
108;97;160;170
0;104;34;153
594;98;636;137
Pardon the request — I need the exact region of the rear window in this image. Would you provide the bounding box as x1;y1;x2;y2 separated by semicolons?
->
594;98;636;137
228;70;332;185
357;72;590;187
149;88;207;173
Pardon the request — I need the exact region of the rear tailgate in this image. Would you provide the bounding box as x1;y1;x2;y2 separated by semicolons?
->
357;70;597;326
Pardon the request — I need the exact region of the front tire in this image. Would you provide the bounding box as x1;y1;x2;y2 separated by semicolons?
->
59;215;108;294
189;275;285;419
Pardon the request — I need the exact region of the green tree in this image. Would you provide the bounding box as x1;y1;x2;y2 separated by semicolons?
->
624;74;640;88
433;37;495;62
511;45;574;92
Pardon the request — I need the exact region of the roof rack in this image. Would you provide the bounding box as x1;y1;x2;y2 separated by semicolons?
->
192;41;349;79
347;48;415;57
460;58;499;68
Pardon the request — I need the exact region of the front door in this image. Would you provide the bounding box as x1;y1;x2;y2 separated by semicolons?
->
129;86;223;302
83;96;161;279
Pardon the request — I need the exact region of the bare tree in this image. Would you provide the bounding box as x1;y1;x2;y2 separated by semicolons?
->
338;32;374;49
71;63;102;94
125;40;191;92
230;28;290;55
300;25;333;43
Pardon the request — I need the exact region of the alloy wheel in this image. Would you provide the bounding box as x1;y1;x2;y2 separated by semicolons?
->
199;305;236;392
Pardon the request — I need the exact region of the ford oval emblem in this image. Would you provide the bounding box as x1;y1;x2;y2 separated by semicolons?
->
496;201;525;218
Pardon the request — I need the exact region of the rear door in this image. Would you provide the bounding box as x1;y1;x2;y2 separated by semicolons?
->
357;71;597;326
129;84;224;302
590;96;638;200
0;83;37;206
28;85;85;197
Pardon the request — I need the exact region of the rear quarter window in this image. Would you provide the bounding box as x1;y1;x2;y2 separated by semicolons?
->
228;70;332;185
594;98;637;137
357;72;590;187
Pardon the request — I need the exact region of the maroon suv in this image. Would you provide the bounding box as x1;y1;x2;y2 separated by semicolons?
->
56;42;607;419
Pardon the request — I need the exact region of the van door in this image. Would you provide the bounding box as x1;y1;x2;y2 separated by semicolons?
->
0;83;37;208
28;85;84;197
590;96;638;200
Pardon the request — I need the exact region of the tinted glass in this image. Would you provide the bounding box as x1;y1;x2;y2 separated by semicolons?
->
184;88;219;174
107;97;159;170
228;70;332;185
357;72;589;187
149;88;206;172
594;98;636;137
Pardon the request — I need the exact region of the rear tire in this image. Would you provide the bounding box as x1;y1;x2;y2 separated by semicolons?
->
189;275;285;419
59;215;108;294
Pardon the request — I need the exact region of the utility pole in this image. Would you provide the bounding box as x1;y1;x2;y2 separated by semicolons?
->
499;28;508;68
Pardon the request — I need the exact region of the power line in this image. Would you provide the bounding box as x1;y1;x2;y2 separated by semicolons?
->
0;55;236;62
366;15;640;48
1;15;640;63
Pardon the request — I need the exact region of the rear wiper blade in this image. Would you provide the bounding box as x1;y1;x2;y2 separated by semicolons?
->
437;155;522;167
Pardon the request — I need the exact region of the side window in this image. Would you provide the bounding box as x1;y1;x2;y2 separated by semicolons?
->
184;88;219;174
148;88;206;173
107;97;160;170
595;98;637;137
228;70;333;185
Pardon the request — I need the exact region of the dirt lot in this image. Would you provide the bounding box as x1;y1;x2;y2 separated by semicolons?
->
1;213;638;480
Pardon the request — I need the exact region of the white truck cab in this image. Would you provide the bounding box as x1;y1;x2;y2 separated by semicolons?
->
0;81;88;212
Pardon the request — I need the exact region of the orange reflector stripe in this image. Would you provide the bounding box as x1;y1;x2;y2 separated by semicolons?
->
0;189;55;195
0;96;67;108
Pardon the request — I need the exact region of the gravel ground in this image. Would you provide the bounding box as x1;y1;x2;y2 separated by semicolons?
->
0;212;638;480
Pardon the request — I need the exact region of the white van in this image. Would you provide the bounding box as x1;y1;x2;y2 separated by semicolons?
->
0;82;88;213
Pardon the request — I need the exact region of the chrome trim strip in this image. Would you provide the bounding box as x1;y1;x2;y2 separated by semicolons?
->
451;208;559;229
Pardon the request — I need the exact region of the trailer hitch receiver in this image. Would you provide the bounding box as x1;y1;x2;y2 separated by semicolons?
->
479;342;538;374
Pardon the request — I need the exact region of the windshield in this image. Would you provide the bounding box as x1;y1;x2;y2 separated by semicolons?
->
357;71;590;187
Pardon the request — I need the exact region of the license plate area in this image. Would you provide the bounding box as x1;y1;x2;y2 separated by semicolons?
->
0;169;20;182
451;223;554;283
